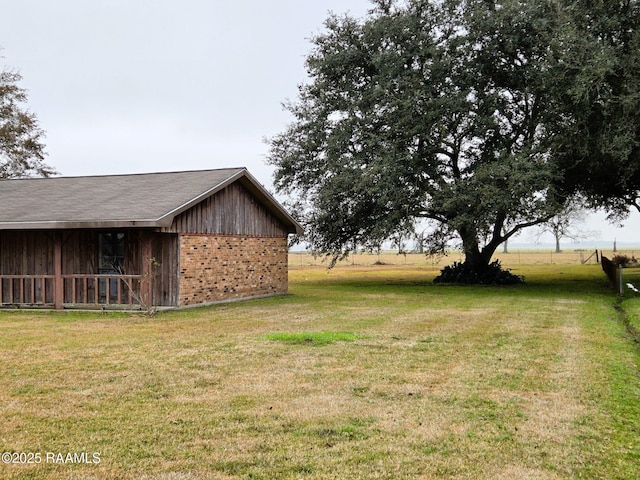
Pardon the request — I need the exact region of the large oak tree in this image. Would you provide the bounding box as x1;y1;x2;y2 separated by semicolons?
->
268;0;578;276
555;0;640;220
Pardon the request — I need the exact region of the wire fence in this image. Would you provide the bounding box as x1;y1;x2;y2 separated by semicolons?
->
289;248;632;268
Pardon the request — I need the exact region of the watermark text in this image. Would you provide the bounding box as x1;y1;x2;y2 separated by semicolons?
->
2;451;101;465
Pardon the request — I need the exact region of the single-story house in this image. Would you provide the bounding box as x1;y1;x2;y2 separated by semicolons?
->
0;168;303;310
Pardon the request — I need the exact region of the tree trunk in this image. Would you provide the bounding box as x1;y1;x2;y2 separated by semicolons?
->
436;225;522;284
459;227;498;276
464;246;496;275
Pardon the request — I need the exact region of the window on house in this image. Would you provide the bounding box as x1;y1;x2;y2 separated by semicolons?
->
98;232;125;273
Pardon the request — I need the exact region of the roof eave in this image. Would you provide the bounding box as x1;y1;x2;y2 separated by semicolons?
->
0;220;161;230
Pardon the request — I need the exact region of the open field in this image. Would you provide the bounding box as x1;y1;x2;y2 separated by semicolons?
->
1;262;639;479
289;247;637;269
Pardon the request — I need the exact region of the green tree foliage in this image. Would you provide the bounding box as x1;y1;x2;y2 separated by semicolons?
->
269;0;571;276
0;60;55;178
556;0;640;218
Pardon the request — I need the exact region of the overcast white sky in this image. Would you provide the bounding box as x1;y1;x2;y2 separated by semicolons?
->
1;0;639;245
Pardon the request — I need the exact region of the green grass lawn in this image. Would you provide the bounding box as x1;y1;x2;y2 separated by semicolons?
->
0;263;639;479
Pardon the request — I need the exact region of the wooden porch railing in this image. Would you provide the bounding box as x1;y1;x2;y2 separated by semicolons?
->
0;275;55;306
0;274;144;308
62;274;144;306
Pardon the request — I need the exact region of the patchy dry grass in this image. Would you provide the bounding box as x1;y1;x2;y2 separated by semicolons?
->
265;332;360;346
0;262;638;479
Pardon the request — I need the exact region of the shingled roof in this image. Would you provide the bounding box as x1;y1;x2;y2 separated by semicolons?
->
0;168;303;233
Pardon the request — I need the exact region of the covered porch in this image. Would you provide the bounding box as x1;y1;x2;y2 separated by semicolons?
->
0;230;176;310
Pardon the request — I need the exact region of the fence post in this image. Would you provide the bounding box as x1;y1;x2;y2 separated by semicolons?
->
54;232;63;310
618;265;624;295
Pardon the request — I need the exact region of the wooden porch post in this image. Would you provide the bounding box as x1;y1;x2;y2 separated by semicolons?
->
54;232;63;310
140;232;153;309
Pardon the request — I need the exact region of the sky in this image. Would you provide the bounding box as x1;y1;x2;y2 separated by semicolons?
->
1;0;639;246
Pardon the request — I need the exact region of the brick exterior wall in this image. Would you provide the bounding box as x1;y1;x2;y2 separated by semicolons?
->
179;234;289;306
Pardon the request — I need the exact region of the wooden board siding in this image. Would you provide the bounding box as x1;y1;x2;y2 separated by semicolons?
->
0;231;54;275
163;182;290;237
152;233;179;306
61;231;97;275
60;231;145;276
61;231;97;304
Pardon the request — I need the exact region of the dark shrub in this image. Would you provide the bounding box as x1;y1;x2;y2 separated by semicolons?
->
611;254;637;267
434;260;524;285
